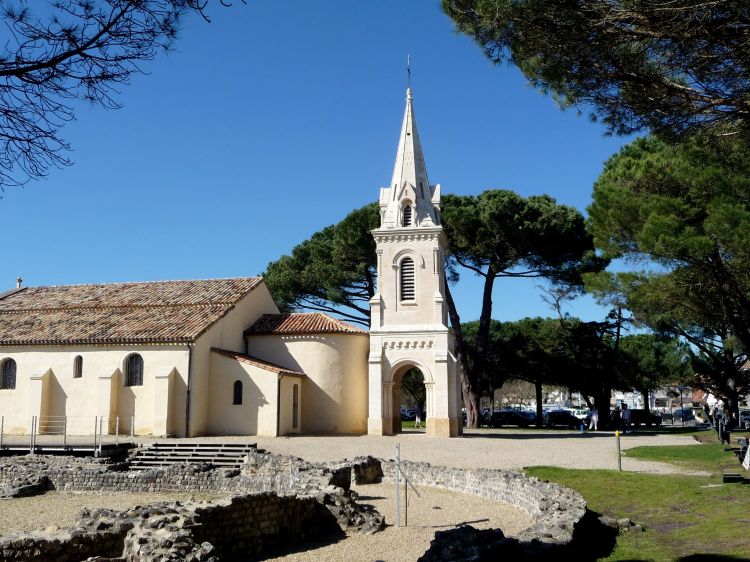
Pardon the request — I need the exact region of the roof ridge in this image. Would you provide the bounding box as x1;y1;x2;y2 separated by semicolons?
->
16;276;261;291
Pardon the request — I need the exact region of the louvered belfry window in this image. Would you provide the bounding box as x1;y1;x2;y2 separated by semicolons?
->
400;257;416;301
126;354;144;387
1;359;16;389
402;205;412;227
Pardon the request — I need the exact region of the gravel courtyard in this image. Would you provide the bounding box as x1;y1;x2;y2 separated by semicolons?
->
249;429;700;474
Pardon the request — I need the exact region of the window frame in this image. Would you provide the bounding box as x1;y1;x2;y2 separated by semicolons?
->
233;380;243;405
0;358;16;390
399;256;417;303
73;355;83;379
124;353;144;387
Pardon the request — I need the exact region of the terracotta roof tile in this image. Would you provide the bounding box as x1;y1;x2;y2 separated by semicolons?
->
245;313;367;336
211;348;306;377
0;278;262;346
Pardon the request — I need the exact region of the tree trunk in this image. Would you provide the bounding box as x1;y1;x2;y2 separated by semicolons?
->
640;388;650;413
535;378;544;428
473;268;497;400
445;283;480;427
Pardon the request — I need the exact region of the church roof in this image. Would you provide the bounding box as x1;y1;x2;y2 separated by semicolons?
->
245;313;367;336
0;277;263;346
211;348;306;377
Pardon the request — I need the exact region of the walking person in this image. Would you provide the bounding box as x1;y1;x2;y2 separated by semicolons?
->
588;406;598;430
621;404;631;433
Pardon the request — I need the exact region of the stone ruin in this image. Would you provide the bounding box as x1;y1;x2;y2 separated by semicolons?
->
0;448;593;561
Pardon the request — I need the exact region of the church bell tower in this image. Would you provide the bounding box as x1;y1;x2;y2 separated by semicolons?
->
367;88;461;438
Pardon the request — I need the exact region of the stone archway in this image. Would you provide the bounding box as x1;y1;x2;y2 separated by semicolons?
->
385;360;434;435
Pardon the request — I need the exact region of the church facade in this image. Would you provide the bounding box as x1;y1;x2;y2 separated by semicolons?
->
0;88;461;438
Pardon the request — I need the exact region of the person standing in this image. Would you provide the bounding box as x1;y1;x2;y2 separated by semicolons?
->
588;406;599;431
621;404;631;432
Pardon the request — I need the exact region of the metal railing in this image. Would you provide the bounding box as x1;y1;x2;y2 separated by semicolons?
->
0;415;135;456
394;443;421;528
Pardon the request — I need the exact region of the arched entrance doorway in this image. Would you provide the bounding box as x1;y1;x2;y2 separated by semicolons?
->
389;363;430;434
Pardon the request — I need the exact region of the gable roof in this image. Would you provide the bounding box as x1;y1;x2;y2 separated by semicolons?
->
245;313;367;336
0;278;262;346
211;348;306;377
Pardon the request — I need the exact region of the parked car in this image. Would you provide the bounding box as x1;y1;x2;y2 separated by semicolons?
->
672;408;696;422
566;408;590;421
488;409;532;428
544;409;583;429
627;409;663;428
738;410;750;430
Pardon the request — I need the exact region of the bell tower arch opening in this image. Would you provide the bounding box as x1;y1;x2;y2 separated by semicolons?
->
367;87;461;438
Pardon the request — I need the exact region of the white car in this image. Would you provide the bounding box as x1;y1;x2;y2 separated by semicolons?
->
566;408;590;420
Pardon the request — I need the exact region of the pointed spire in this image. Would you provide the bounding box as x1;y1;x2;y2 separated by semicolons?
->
390;87;430;200
377;87;441;229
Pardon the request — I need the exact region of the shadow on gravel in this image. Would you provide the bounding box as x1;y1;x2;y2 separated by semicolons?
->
416;508;617;561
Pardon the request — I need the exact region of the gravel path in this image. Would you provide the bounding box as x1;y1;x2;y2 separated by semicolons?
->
244;429;703;475
265;482;533;562
0;491;221;536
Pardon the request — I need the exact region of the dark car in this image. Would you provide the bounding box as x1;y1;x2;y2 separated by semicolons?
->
627;409;663;428
488;409;532;428
673;408;696;422
544;409;583;429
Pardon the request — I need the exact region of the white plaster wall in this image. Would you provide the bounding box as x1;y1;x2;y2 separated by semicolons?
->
189;282;279;436
0;345;188;435
245;333;369;434
205;352;278;436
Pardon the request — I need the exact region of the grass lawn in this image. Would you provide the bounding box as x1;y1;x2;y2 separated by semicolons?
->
526;429;750;561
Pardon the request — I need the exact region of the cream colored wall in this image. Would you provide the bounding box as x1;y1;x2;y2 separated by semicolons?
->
278;376;303;436
245;333;369;434
205;352;278;436
0;345;188;436
189;282;279;437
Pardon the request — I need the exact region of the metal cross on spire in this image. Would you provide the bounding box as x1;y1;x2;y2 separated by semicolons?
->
407;54;411;89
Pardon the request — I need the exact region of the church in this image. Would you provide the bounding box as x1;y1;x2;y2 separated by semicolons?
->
0;88;461;438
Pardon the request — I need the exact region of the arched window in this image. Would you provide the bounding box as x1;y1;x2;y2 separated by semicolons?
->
1;358;16;390
402;204;413;227
233;380;243;405
400;257;416;301
125;354;144;387
73;355;83;379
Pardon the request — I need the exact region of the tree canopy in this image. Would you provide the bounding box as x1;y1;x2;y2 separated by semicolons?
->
263;203;378;327
0;0;240;190
266;191;603;427
442;0;750;138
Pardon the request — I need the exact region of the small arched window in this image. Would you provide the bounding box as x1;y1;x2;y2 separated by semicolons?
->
125;354;144;387
400;257;416;301
233;380;243;405
73;355;83;379
402;204;413;227
1;358;16;390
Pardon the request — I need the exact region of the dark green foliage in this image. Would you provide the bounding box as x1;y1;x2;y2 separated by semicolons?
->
263;203;379;326
442;0;750;138
587;133;750;416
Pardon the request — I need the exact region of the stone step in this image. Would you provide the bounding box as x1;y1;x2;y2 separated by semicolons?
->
128;441;255;471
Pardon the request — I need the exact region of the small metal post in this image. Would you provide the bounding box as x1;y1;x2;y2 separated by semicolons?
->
93;416;98;456
98;416;103;457
404;472;408;527
0;416;4;450
395;443;401;528
615;430;622;471
30;416;36;454
130;415;135;439
115;416;120;446
63;417;67;450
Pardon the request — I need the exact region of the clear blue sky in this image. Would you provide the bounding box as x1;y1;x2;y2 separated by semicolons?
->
2;1;633;324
